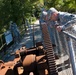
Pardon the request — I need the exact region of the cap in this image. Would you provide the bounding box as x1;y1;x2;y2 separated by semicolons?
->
48;7;58;20
40;10;47;21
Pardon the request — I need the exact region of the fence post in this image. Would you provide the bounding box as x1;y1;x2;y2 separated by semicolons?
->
33;23;35;47
67;37;76;75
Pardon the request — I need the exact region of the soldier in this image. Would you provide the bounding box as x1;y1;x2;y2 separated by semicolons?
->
9;21;20;44
39;10;48;25
48;7;76;32
39;9;59;59
48;7;76;55
39;8;57;46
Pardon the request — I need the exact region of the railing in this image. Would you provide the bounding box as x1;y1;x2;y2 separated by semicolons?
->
0;33;6;59
62;31;76;75
0;23;26;59
0;19;32;49
48;25;76;75
0;34;6;51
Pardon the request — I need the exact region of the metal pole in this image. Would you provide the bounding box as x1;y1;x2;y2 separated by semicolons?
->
63;31;76;40
67;37;76;75
33;24;35;47
55;30;63;55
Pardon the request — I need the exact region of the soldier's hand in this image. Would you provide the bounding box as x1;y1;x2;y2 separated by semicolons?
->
56;26;63;32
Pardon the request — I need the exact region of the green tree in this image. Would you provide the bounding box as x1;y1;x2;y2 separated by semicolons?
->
0;0;76;34
0;0;39;33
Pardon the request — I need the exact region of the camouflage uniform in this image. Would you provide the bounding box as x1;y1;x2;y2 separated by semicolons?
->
56;12;76;55
58;12;76;30
39;10;56;45
9;23;20;44
47;21;56;45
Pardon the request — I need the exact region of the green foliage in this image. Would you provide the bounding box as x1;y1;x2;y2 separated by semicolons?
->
0;0;38;34
0;0;76;34
44;0;76;12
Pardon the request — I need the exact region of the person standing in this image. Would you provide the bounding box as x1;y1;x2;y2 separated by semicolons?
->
47;7;76;55
9;21;20;44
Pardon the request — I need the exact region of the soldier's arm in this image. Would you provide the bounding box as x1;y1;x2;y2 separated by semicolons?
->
56;19;76;32
62;19;76;30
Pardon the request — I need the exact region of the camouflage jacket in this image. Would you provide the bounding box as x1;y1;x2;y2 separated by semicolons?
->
57;11;76;30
